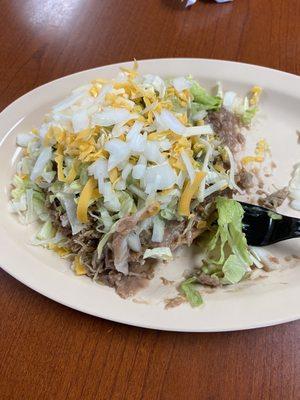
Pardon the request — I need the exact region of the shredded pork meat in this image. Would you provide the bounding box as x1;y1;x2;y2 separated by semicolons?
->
258;187;289;210
46;199;207;297
207;107;245;152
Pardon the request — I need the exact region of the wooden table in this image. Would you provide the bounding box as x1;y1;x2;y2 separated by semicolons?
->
0;1;299;399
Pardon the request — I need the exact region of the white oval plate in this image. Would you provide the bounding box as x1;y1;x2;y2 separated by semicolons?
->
0;59;299;332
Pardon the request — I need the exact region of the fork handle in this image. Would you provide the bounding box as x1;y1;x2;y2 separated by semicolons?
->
269;216;300;244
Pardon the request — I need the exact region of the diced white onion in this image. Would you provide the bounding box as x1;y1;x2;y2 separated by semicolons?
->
72;109;89;132
159;139;172;151
121;163;133;181
112;122;127;137
144;162;176;193
105;139;131;170
52;92;85;113
143;74;166;98
184;125;214;137
30;147;52;181
203;179;228;199
127;121;146;153
114;179;126;191
88;158;108;191
172;77;191;92
144;141;165;164
192;110;208;121
223;91;237;112
16;133;35;147
92;107;137;127
155;109;186;135
180;150;195;182
132;164;146;180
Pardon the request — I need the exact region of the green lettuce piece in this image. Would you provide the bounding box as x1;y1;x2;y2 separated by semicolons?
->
221;255;246;284
32;190;48;221
180;277;203;308
97;222;117;258
11;175;47;222
11;175;40;200
99;207;114;232
36;220;55;241
205;197;252;284
190;81;222;111
117;191;136;218
143;247;173;261
160;198;181;221
241;106;258;125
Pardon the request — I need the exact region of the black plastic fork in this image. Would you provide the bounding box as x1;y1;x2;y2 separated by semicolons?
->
240;202;300;246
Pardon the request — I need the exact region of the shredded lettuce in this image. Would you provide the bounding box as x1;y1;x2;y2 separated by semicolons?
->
204;197;253;284
180;277;203;307
97;222;117;258
221;255;246;284
241;106;258;125
10;175;47;223
58;194;84;235
151;216;165;242
117;191;136;218
36;220;56;241
30;147;52;182
143;247;173;261
190;81;222;111
160;198;179;221
99;207;114;232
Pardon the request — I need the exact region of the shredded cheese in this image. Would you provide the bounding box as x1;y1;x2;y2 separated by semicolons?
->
48;243;70;257
55;144;65;182
250;86;262;106
77;177;98;223
65;161;78;184
178;172;206;216
74;255;87;275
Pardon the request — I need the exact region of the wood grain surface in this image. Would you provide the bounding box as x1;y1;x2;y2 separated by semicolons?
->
0;1;299;399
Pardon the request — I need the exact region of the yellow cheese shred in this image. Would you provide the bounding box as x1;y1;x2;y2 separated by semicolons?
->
55;147;65;182
89;85;99;98
241;156;264;165
178;172;206;217
48;243;70;257
65;161;78;184
73;255;87;275
77;177;98;223
250;86;262;106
